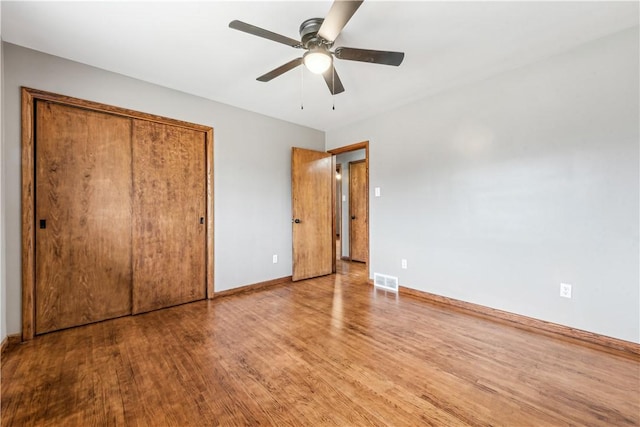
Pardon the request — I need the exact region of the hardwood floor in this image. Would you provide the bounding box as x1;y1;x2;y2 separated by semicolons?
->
2;261;639;426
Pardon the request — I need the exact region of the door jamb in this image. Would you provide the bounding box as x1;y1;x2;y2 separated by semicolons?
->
335;163;342;260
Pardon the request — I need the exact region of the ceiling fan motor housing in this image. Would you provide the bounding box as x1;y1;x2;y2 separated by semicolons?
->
299;18;330;49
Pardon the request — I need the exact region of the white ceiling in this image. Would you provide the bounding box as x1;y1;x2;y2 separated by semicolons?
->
2;1;638;131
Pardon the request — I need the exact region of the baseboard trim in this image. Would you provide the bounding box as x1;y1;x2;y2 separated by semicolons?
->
213;276;293;299
396;286;639;358
366;278;638;358
1;334;22;355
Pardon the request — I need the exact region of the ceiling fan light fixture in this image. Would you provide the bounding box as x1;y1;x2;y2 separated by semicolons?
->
303;48;332;74
230;0;404;96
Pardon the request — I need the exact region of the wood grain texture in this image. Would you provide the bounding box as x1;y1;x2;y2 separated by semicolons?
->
35;101;133;334
399;285;640;357
335;163;342;238
349;160;368;263
132;120;207;314
21;87;215;340
213;276;292;299
21;88;36;340
1;334;22;357
2;261;638;426
331;155;337;275
327;140;368;156
22;87;211;133
205;128;215;298
291;147;334;281
328;140;370;268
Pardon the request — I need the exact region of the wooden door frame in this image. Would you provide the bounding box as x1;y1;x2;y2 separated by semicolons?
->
20;87;215;341
327;141;369;269
335;164;342;259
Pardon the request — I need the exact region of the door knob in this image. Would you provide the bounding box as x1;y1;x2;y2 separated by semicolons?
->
351;216;356;220
293;218;301;224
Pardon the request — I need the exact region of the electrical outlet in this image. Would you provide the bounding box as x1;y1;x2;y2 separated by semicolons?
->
272;254;278;264
401;259;407;269
560;283;572;298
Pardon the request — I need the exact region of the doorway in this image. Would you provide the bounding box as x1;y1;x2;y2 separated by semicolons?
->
290;141;368;281
328;142;369;268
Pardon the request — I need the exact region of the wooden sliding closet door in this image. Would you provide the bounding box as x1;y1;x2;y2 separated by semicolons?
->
131;120;207;314
35;101;133;334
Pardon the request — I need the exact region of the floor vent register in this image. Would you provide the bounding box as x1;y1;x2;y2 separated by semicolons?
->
373;273;399;292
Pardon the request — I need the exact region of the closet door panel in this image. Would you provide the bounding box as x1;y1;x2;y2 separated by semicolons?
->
35;101;133;334
132;120;206;313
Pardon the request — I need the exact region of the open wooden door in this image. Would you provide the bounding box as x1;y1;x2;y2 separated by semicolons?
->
291;147;334;281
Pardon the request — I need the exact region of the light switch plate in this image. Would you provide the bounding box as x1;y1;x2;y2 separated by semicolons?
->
560;283;572;298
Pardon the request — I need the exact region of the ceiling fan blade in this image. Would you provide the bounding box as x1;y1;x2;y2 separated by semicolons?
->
229;20;302;48
322;65;345;95
257;58;303;82
318;0;364;43
334;47;404;66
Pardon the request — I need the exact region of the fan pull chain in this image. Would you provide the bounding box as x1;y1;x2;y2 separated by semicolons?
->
300;65;304;110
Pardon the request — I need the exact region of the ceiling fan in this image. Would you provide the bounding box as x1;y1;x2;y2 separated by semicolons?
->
229;0;404;95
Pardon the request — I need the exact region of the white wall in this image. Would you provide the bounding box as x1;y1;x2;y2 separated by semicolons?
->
327;27;640;343
2;43;324;336
335;149;366;257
